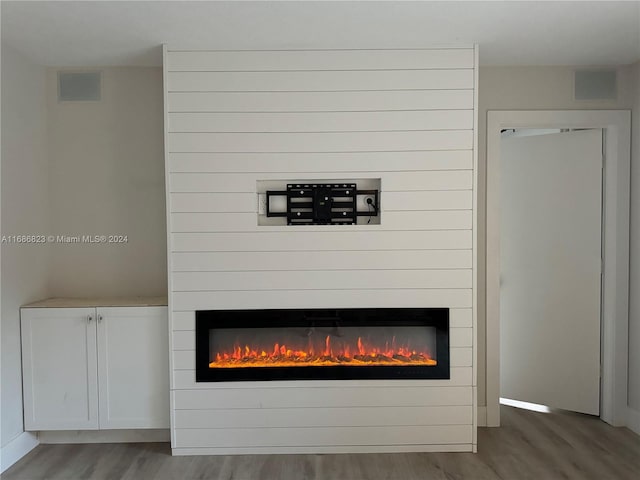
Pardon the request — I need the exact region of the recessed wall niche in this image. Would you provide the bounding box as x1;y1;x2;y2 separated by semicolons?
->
257;178;381;226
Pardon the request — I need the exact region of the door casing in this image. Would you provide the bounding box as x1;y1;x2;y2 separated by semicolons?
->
485;110;631;427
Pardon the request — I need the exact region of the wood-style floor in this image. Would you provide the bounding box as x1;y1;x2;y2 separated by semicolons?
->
3;406;639;480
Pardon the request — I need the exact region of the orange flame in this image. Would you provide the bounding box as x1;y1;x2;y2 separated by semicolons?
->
210;336;436;368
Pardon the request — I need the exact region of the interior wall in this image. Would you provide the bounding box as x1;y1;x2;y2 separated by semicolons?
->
1;44;50;447
477;65;637;413
628;60;640;413
46;67;167;297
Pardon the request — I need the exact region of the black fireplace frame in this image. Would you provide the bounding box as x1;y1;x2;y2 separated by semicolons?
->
195;308;450;382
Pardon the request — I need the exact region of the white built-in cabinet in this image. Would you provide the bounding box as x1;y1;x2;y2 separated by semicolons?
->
21;303;169;431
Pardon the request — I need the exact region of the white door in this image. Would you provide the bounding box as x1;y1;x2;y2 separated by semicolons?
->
500;129;602;415
96;306;170;429
21;307;99;430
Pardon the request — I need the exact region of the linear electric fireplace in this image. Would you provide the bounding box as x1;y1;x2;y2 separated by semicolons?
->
195;308;449;382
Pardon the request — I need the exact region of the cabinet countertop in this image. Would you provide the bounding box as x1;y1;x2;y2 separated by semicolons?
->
22;296;168;308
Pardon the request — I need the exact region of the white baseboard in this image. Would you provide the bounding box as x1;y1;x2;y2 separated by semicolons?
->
0;431;39;473
38;429;170;444
627;407;640;436
477;406;487;427
172;444;473;456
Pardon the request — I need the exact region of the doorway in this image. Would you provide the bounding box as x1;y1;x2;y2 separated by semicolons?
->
485;110;631;427
499;128;603;416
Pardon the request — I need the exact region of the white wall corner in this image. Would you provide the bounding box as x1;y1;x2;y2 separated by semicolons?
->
0;431;39;474
476;406;487;427
627;407;640;436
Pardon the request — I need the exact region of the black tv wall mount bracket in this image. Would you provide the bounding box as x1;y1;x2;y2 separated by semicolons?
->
266;183;379;225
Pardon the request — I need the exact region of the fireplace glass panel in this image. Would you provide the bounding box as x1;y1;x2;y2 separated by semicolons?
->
209;325;437;368
196;308;449;381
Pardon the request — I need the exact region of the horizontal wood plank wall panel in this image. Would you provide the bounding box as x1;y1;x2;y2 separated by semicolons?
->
168;90;474;113
165;47;476;453
172;289;472;311
169;151;473;172
172;326;471;352
167;376;471;392
171;230;472;252
172;269;472;291
173;405;472;429
172;367;472;390
170;308;472;331
171;211;472;232
174;386;472;409
451;347;473;367
170;171;473;192
385;190;472;210
168;130;473;153
171;328;470;352
170;347;472;371
167;69;474;92
174;425;472;448
171;351;192;369
172;348;472;371
451;327;473;347
450;308;473;328
170;191;472;213
169;110;473;132
167;49;474;71
171;249;472;270
170;192;255;213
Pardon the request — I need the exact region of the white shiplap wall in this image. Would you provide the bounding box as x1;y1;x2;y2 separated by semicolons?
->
164;46;478;455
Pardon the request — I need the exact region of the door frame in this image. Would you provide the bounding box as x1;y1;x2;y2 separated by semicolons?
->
486;110;631;427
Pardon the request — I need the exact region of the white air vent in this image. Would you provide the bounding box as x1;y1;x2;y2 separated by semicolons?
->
58;72;101;102
574;69;617;101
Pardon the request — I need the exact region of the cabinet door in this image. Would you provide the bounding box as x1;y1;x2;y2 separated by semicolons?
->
96;306;169;429
21;308;99;430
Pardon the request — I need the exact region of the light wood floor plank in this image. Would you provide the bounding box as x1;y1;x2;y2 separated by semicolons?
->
3;406;639;479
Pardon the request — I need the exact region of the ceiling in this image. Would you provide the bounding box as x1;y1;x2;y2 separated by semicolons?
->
2;1;639;67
